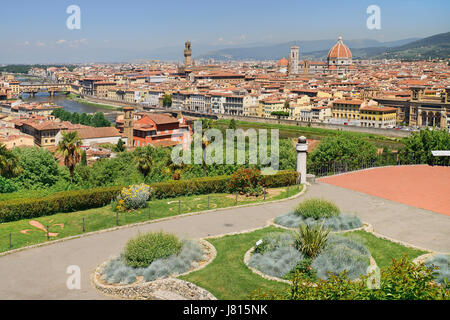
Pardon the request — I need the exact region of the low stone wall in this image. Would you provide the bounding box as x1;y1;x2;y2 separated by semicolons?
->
92;239;217;300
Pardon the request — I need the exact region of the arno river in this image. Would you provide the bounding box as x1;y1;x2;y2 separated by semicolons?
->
18;76;118;122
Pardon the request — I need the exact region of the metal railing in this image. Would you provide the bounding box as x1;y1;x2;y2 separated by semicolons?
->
306;155;435;178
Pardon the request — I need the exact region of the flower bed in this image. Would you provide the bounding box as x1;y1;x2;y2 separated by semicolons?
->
274;198;362;231
93;234;217;300
246;230;375;283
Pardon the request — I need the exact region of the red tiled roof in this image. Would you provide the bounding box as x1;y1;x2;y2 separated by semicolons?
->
328;36;352;59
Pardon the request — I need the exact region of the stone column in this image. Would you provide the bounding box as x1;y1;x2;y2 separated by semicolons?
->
296;136;308;184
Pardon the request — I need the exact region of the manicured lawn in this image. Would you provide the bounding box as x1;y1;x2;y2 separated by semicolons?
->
179;226;290;300
0;186;302;253
180;227;429;300
215;119;403;149
340;230;427;268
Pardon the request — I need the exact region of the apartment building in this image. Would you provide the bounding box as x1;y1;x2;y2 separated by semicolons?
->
360;106;397;128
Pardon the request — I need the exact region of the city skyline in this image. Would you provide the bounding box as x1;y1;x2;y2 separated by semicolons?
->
1;0;449;63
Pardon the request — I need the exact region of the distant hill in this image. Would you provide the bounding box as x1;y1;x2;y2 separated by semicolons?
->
198;32;449;61
198;38;420;61
371;32;450;60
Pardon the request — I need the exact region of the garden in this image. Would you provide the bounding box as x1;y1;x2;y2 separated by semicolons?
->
88;196;449;300
0;168;302;253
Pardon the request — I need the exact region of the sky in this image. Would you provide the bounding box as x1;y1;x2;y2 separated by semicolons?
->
0;0;449;63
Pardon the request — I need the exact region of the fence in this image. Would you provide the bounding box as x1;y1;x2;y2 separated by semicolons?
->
307;154;431;178
3;184;302;252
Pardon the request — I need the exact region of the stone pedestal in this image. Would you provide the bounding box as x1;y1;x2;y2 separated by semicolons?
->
296;136;308;184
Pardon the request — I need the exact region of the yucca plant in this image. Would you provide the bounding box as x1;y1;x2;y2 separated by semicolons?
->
294;222;330;258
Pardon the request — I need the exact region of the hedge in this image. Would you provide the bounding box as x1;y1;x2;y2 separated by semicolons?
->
0;170;299;223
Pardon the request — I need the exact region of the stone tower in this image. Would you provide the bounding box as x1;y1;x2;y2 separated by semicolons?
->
288;45;299;75
123;106;134;146
184;41;192;67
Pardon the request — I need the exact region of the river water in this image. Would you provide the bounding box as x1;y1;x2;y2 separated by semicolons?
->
20;92;118;123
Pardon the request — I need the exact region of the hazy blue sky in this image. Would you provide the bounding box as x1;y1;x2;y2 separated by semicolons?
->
1;0;449;63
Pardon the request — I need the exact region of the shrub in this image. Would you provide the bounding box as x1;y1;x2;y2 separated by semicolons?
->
285;258;317;282
294;223;330;258
425;254;450;287
294;198;340;220
312;235;370;280
275;212;362;231
377;256;450;300
254;232;295;255
0;186;122;222
151;175;230;198
228;167;263;196
102;240;203;284
0;170;299;222
262;170;298;188
0;177;18;193
116;183;152;211
124;231;183;268
251;256;450;300
249;246;304;278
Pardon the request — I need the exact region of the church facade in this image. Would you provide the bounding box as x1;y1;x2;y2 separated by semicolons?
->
284;36;354;77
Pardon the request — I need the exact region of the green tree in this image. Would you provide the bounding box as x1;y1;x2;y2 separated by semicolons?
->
81;150;87;166
12;147;61;189
198;118;215;176
284;98;290;110
0;143;22;178
79;113;89;125
92;112;111;127
57;131;82;183
135;146;154;177
399;129;450;165
114;138;126;152
271;111;290;118
71;112;80;124
308;132;378;174
163;94;172;107
228;119;237;130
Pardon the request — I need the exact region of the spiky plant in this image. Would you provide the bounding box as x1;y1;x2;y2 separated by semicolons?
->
57;131;82;183
135;146;153;177
294;222;330;258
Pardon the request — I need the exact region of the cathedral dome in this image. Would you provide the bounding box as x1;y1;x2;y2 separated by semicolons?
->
277;57;289;67
328;36;352;59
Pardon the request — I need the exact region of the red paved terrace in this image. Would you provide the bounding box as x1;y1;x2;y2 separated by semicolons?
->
319;165;450;216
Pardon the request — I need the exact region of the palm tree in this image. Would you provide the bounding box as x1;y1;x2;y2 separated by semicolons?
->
57;131;82;183
135;146;153;177
0;143;22;178
199;118;215;176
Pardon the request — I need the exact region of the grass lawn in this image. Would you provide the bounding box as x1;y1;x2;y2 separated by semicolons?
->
67;93;121;110
0;185;302;254
180;227;429;300
215;119;403;149
179;226;290;300
340;230;427;268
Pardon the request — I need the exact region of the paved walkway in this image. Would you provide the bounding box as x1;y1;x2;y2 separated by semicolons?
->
0;182;449;300
320;165;450;216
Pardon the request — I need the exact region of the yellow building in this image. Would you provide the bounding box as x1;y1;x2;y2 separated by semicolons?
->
331;99;364;122
260;98;285;118
360;106;397;128
8;80;20;96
